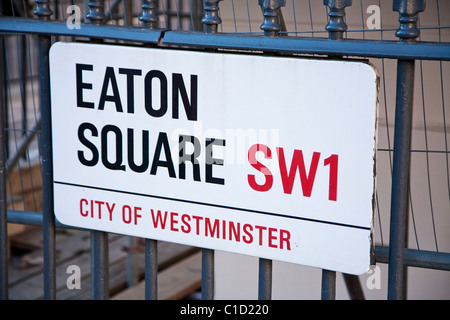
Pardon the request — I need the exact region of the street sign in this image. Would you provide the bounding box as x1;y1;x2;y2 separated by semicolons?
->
50;42;378;275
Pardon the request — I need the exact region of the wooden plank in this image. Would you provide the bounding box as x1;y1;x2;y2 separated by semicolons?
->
8;231;125;299
7;163;43;213
59;241;199;300
8;224;199;299
111;251;202;300
157;251;202;300
7;163;42;195
8;228;88;285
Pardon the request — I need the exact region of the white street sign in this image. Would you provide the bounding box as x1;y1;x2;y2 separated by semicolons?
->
50;42;378;275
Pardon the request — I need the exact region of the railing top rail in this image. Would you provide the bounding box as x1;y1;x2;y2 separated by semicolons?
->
1;17;449;61
0;17;163;44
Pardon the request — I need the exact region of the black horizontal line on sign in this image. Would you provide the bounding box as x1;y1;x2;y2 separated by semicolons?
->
53;180;371;231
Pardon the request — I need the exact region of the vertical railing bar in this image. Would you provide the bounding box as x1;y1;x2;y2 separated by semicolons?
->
2;56;8;163
256;0;287;300
388;0;424;300
41;37;56;298
34;0;56;300
144;239;158;300
19;35;27;144
199;0;223;300
320;0;352;300
258;258;272;300
201;248;214;300
388;57;415;301
140;0;159;300
0;26;8;300
321;269;336;300
53;0;59;21
1;35;8;162
87;0;110;300
91;231;109;299
2;39;11;218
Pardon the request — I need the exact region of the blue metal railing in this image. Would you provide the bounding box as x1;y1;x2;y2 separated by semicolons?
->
1;0;449;301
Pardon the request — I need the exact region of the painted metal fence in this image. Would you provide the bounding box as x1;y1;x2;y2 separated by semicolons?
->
0;0;449;300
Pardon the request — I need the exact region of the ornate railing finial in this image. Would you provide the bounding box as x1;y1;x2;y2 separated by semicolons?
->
140;0;159;29
202;0;222;34
87;0;105;26
259;0;286;37
34;0;53;21
324;0;352;40
393;0;425;42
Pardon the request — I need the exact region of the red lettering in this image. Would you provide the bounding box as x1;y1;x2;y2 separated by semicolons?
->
222;220;226;239
134;207;142;225
106;202;115;221
324;154;339;201
243;224;253;244
80;198;88;217
95;200;104;219
277;147;320;197
268;227;277;248
122;205;132;224
170;212;179;231
148;208;292;251
254;225;267;246
80;199;116;220
247;143;273;192
192;215;203;235
151;209;168;229
181;214;191;233
205;218;219;238
229;221;240;242
280;229;291;250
